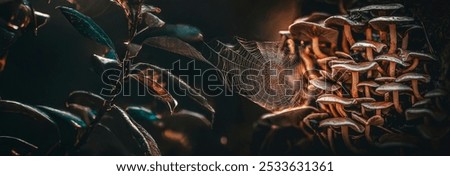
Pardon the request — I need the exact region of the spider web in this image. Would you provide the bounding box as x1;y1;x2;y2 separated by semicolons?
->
206;37;308;112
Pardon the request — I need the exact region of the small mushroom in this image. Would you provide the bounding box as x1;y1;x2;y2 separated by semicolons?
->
357;81;380;98
424;88;448;112
376;133;419;151
335;51;354;60
405;108;447;130
412;98;431;108
289;22;339;59
299;46;319;79
350;3;404;16
351;113;384;144
319;117;365;153
317;56;338;71
350;40;387;61
376;82;412;113
325;15;365;52
374;53;410;77
395;73;430;100
316;94;356;117
331;62;379;98
397;24;422;50
401;51;437;73
369;16;414;53
361;101;394;117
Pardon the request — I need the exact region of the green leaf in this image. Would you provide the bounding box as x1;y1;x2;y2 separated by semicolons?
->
133;24;203;43
105;105;160;155
128;73;178;114
36;106;87;149
126;106;159;122
132;63;215;114
142;36;209;63
57;6;118;59
0;136;38;156
0;100;60;155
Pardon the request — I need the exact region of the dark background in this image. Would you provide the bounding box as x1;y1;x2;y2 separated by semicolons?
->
1;0;449;155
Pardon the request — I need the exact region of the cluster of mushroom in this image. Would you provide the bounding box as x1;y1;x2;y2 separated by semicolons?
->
279;4;449;154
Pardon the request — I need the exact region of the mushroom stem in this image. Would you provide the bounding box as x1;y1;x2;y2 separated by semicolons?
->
411;80;424;100
380;31;387;44
299;122;314;140
329;104;340;117
384;92;390;101
351;72;359;98
327;128;337;154
393;91;403;113
366;27;373;41
336;104;347;117
0;52;7;71
344;25;355;46
287;39;296;55
364;86;371;98
377;66;386;75
319;103;332;114
402;33;409;50
376;109;382;116
312;37;328;59
341;126;363;153
300;47;315;70
388;24;398;54
388;62;396;77
365;125;374;144
279;35;288;52
402;58;419;73
366;48;374;61
341;34;350;53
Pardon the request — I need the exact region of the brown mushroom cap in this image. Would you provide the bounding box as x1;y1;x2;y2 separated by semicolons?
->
412;98;431;108
367;115;385;126
331;61;379;72
328;58;357;66
376;133;419;149
369;16;414;31
324;15;365;29
303;113;330;129
424;88;448;98
375;77;396;82
319;117;365;133
279;30;290;35
310;79;341;92
398;24;423;37
317;56;338;65
351;113;367;125
355;97;376;104
349;3;404;15
351;40;387;53
361;101;394;110
289;22;339;44
317;94;356;106
335;51;354;60
405;52;437;62
405;108;437;121
395;73;430;83
260;106;319;127
376;82;413;93
374;54;410;67
357;81;380;88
